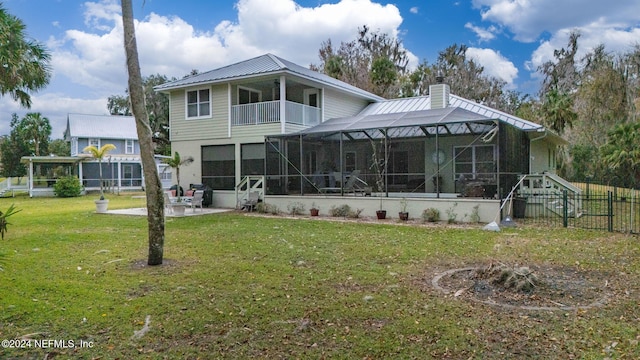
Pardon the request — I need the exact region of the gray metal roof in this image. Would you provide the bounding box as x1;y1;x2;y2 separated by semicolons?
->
154;53;383;101
291;91;565;143
65;114;138;139
360;94;543;132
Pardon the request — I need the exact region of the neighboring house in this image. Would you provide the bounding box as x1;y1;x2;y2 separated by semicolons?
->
155;53;578;221
21;114;171;197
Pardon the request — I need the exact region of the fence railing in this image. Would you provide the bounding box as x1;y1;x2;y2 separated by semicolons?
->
231;101;320;126
515;191;640;233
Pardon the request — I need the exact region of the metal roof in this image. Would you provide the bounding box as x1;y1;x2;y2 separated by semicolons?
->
65;114;138;140
290;91;565;144
154;53;383;101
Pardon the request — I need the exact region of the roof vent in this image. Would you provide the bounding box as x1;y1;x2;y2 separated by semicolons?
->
429;83;450;109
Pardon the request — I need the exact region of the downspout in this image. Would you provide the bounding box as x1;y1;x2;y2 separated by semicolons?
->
299;133;303;195
435;125;440;198
339;132;344;196
528;129;548;175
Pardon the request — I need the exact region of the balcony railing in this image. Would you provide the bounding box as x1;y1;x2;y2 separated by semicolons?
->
232;100;320;126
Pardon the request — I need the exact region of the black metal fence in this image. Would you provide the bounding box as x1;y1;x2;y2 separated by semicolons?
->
508;191;640;233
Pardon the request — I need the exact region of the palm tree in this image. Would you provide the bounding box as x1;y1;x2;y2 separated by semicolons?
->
0;5;51;108
83;144;116;200
19;112;51;156
162;151;194;200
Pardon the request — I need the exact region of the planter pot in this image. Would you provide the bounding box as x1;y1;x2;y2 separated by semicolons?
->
376;210;387;220
172;203;187;216
310;208;319;216
399;212;409;221
95;199;109;213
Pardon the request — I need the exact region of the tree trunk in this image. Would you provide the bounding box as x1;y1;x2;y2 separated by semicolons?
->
121;0;165;266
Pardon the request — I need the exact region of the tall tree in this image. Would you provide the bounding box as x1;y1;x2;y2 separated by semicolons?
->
121;0;166;266
600;122;640;188
48;139;70;156
405;44;518;113
107;74;172;155
311;26;410;98
18;112;51;156
0;4;51;107
0;114;29;178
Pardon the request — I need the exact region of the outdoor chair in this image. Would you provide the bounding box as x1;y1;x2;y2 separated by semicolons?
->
163;191;175;215
320;170;367;195
242;191;260;211
184;190;204;211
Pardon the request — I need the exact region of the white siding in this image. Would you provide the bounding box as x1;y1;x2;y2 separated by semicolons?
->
323;88;370;120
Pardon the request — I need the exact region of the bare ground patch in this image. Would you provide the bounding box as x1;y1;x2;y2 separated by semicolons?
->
431;262;611;310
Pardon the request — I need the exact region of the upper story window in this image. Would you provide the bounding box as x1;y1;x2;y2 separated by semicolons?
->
186;88;211;118
125;139;134;154
88;138;100;148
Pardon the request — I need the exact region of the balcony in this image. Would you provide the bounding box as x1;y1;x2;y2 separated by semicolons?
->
232;100;320;127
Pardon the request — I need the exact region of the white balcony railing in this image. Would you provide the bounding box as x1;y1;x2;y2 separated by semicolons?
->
231;100;320;127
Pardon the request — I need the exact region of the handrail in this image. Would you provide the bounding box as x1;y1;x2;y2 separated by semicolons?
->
235;176;265;209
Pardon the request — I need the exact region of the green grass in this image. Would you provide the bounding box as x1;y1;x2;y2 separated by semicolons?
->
1;194;639;359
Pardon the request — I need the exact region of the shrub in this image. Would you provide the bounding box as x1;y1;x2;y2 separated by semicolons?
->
53;176;83;198
348;208;363;218
329;204;351;217
422;208;440;222
287;202;306;216
256;202;279;215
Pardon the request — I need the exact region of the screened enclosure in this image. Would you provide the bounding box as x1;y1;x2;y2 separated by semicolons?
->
265;106;531;200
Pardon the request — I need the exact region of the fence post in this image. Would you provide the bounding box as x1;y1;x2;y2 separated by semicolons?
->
563;189;568;228
608;191;614;232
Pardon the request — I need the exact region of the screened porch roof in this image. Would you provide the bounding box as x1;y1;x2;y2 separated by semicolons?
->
282;94;565;144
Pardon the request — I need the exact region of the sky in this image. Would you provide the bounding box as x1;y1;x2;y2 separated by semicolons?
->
2;0;640;139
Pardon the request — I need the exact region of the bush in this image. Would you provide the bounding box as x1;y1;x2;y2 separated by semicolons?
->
422;208;440;222
287;202;306;216
255;202;279;215
53;176;83;198
329;204;351;217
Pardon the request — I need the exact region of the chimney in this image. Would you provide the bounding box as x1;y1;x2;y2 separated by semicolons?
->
429;83;450;109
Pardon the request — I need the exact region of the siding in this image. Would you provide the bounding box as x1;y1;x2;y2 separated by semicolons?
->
323;88;370;120
170;85;230;141
232;123;281;140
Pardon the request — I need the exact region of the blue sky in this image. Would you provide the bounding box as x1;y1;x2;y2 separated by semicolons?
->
3;0;640;138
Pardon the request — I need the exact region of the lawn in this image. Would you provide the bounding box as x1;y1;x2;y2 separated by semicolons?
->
1;194;639;359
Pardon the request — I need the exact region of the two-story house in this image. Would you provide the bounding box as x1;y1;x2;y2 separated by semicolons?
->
156;53;580;221
21;114;171;197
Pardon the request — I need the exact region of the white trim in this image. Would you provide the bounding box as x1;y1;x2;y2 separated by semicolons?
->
237;85;262;104
303;88;319;107
227;83;232;138
185;86;212;120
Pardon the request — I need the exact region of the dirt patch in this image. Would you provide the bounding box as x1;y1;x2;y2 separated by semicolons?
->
130;258;182;270
432;262;610;311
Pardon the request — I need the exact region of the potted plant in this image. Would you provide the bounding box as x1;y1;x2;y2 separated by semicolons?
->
398;197;409;221
376;196;387;219
83;143;116;213
310;202;320;216
162;151;194;216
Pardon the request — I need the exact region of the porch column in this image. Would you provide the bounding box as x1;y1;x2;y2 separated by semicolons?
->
28;159;34;197
435;125;440;198
279;75;286;133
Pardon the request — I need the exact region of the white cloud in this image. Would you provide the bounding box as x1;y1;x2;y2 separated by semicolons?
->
466;47;518;88
472;0;640;43
464;22;496;42
410;7;419;14
527;24;640;72
37;0;410;137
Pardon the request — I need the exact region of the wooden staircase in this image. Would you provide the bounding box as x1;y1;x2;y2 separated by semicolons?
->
235;176;264;210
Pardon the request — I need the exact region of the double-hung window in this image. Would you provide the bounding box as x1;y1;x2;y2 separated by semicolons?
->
186;88;211;118
125;139;134;154
454;144;496;181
